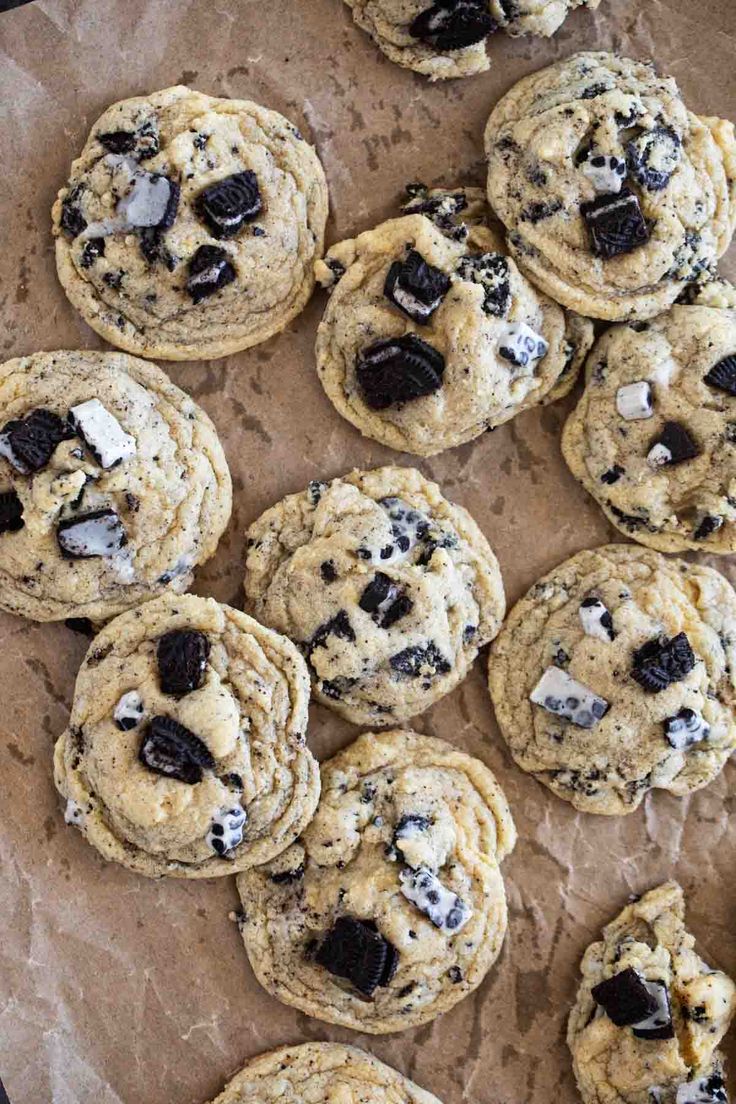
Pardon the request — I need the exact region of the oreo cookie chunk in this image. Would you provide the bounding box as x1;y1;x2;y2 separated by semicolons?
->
578;596;615;642
626;127;682;192
186;245;236;303
0;409;72;474
57;509;127;559
70;399;136;469
582;190;650;259
0;490;24;535
631;633;696;693
195;171;262;238
647;422;699;468
383;250;450;324
591;967;659;1026
139;715;216;784
530;666;609;728
497;321;548;368
157;629;210;696
113;690;145;731
356;334;445;409
664;707;710;750
206;804;248;855
579;150;627;194
399;866;472;932
409;1;496;51
315;917;399;997
705;354;736;396
456;252;511;317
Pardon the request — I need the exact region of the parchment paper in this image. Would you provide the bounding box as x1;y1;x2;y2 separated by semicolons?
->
0;1;735;1101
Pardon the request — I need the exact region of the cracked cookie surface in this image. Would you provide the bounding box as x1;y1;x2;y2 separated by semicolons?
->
236;728;516;1033
0;350;231;622
52;85;328;360
488;544;736;815
568;882;736;1104
484;53;736;320
562;303;736;554
54;592;319;878
244;465;505;726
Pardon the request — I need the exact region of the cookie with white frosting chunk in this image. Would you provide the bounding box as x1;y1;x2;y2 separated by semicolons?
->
568;882;736;1104
488;544;736;815
235;728;515;1032
54;593;319;878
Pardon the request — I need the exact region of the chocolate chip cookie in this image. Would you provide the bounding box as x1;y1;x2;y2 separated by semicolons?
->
244;465;506;725
235;728;516;1033
52;85;328;360
568;882;736;1104
488;544;736;815
345;1;601;81
314;186;593;456
54;592;319;878
484;53;736;321
562;302;736;553
206;1042;442;1104
0;350;231;622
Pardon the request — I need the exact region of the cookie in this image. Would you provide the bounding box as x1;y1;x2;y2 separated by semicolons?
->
54;592;319;878
205;1042;442;1104
52;86;328;360
314;186;593;456
235;728;516;1033
244;465;506;725
568;882;736;1104
562;303;736;553
344;0;601;82
488;544;736;815
0;350;231;622
484;53;736;321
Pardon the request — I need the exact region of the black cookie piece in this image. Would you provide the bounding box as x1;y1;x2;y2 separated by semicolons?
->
581;189;650;259
196;171;262;238
60;185;88;239
138;715;215;785
311;610;356;650
601;465;625;485
0;409;72;474
98;121;159;160
0;490;24;534
391;813;432;863
626;127;681;192
591;967;659;1027
631;632;696;693
409;0;497;50
403;185;469;241
356;334;445;410
97;130;138;154
649;421;700;465
705;355;736;396
80;238;106;269
270;862;305;885
631;980;674;1040
384;250;451;325
56;509;127;559
157;629;210;697
315;917;399;998
186;245;236;303
390;642;451;678
359;573;414;629
693;515;723;541
456;252;511;317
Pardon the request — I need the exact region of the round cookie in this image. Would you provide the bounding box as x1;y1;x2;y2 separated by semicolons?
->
314;185;593;456
484;53;736;321
0;350;231;623
206;1042;442;1104
488;544;736;816
52;85;328;361
54;592;319;879
568;882;736;1104
244;465;506;726
344;0;601;82
236;728;516;1033
562;303;736;554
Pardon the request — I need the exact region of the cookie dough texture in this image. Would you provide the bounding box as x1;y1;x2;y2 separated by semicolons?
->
488;545;736;815
315;187;593;455
244;466;506;725
54;593;319;878
0;350;231;622
562;304;736;554
52;86;328;360
568;882;736;1104
485;53;736;320
345;0;601;81
206;1042;442;1104
236;728;516;1033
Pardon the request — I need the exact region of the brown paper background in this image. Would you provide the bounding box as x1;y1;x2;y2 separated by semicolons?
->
0;1;735;1101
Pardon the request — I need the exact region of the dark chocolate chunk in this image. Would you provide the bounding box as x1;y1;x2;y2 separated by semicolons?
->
626;127;681;192
631;632;696;693
356;334;445;410
0;409;72;473
311;610;356;650
390;642;450;678
705;355;736;396
648;421;700;466
196;171;262;238
456;252;511;317
591;967;659;1026
582;189;650;259
0;489;24;534
409;0;496;49
315;916;399;997
186;245;236;303
157;629;210;696
383;250;451;324
56;509;127;558
138;715;215;784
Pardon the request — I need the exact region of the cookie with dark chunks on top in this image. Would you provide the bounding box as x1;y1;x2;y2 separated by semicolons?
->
52;85;328;361
236;728;515;1033
563;303;736;553
314;190;593;456
243;465;505;726
485;53;736;321
0;349;231;623
489;544;736;815
54;593;319;879
568;882;736;1104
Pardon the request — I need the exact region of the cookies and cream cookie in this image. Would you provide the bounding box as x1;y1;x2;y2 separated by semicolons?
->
484;53;736;320
568;882;736;1104
0;350;231;623
236;728;516;1033
52;86;328;360
244;465;506;726
54;593;319;879
488;544;736;815
314;186;593;456
562;303;736;554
